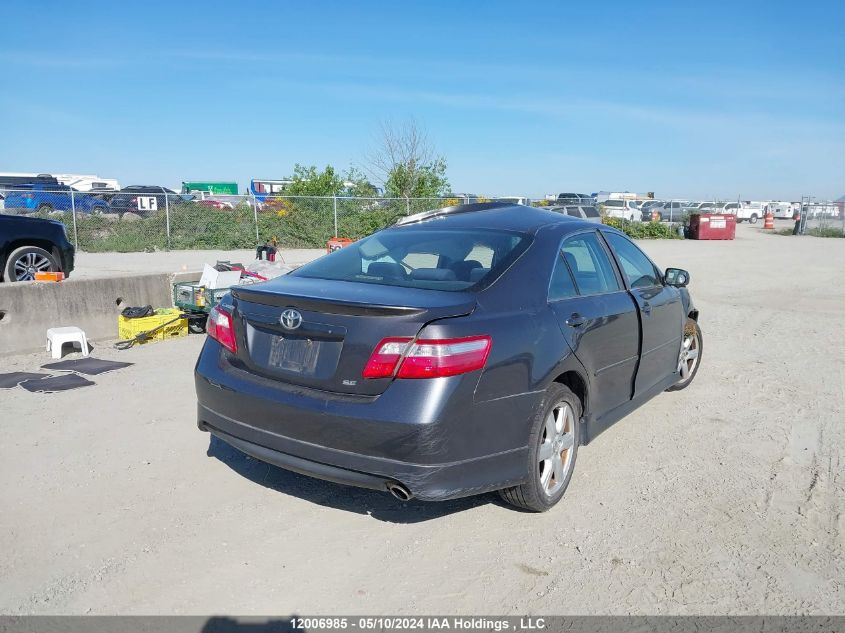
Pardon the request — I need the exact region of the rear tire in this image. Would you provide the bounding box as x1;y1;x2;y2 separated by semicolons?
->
3;245;59;282
749;214;759;224
499;383;580;512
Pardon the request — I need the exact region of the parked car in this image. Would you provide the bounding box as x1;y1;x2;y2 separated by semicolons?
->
602;199;641;222
639;200;664;220
107;186;189;215
549;205;602;223
556;193;594;205
735;201;765;224
497;196;531;206
650;201;688;221
195;201;702;511
195;198;235;210
682;202;715;213
3;183;109;214
719;202;741;215
0;214;75;281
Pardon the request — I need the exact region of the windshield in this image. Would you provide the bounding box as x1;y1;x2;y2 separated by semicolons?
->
292;228;531;292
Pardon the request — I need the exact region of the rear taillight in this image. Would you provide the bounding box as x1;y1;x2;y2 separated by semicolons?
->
363;335;491;379
207;305;237;353
362;337;412;378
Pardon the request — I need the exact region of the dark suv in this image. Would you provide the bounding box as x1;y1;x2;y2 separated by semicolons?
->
108;185;190;216
0;214;75;281
195;202;701;511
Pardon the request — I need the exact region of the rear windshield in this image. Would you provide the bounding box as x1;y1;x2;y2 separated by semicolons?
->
292;228;531;292
604;200;624;207
583;206;600;217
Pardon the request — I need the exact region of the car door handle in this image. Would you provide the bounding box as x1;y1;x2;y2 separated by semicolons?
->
566;313;586;327
642;302;652;315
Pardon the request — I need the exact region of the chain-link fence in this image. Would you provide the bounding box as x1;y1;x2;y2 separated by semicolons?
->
0;189;503;252
2;189;841;250
798;199;845;236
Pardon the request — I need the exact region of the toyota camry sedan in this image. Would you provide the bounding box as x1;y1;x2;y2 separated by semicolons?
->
195;202;702;511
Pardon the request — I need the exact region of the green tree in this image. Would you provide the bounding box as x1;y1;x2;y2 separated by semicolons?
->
285;164;344;196
285;164;378;197
384;157;449;198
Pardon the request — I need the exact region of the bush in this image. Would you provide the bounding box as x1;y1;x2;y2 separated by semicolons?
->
602;216;681;239
30;199;429;252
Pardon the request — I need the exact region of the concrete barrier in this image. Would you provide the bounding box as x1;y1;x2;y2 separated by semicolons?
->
0;273;186;356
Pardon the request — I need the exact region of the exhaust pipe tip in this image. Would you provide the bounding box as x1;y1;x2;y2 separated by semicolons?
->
386;482;413;501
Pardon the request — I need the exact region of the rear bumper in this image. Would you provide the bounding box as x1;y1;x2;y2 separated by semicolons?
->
199;405;527;501
195;341;538;501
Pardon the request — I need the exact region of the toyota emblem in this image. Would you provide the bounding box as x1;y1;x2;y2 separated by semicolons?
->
280;308;303;330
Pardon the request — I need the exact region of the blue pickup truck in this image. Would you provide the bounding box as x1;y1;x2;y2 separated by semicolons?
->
4;183;109;214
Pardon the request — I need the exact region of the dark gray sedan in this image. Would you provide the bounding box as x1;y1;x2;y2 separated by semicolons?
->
195;202;702;511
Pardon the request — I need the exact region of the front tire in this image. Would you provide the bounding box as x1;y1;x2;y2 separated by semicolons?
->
667;320;702;391
499;383;580;512
4;245;59;282
749;214;759;224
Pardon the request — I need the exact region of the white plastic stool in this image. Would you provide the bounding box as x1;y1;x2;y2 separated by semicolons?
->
46;327;89;359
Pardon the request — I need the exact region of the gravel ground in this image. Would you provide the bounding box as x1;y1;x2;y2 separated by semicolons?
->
1;224;843;615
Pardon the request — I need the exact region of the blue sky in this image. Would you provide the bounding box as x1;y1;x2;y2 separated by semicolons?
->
1;0;843;200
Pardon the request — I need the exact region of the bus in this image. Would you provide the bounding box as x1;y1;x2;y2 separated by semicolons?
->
249;178;293;202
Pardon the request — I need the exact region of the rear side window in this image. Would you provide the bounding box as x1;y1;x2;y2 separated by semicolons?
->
604;232;661;288
292;228;531;292
548;253;578;301
560;233;620;295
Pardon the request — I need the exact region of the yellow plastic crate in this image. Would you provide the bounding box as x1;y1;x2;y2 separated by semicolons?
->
118;308;188;343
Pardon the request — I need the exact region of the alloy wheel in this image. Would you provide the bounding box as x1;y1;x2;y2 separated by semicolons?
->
677;329;701;384
14;252;53;281
537;402;576;496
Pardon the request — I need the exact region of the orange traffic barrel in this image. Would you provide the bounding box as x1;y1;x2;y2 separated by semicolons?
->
763;212;775;229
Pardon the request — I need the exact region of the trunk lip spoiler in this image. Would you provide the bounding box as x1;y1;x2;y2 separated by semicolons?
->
231;286;476;318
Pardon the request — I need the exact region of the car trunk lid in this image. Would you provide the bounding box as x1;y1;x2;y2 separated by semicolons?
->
229;277;476;396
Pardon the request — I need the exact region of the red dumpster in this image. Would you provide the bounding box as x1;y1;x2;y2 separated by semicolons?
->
688;213;736;240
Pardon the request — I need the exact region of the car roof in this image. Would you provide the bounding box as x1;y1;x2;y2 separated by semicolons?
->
393;202;592;235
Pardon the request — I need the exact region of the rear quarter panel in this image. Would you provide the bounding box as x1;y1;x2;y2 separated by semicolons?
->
417;224;585;448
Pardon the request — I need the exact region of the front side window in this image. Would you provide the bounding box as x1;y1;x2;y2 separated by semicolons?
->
604;232;661;289
560;233;620;295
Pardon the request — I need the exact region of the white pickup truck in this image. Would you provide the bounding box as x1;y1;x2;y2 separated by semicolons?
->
735;202;765;224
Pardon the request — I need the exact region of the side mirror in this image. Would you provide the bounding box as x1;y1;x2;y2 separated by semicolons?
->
664;267;690;287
